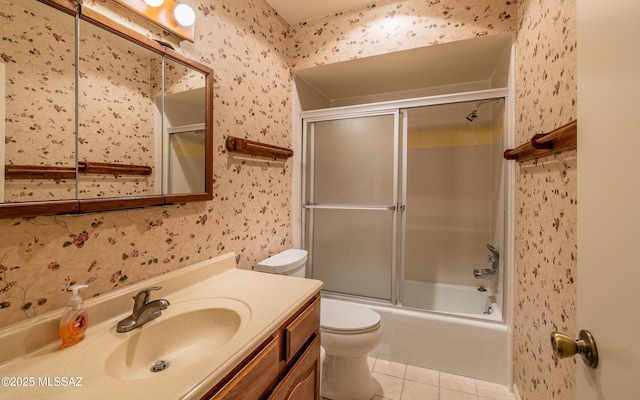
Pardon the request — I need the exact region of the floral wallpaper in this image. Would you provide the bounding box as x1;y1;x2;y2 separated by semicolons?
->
0;0;293;326
513;0;577;399
290;0;516;70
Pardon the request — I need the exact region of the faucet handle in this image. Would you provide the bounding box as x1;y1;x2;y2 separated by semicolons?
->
133;286;162;308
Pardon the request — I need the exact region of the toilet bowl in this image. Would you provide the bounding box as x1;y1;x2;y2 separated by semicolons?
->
255;249;383;400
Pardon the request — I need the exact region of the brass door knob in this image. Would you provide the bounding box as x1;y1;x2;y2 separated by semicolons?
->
550;330;598;368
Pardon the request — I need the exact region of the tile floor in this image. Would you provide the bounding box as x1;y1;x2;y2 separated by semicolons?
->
368;358;515;400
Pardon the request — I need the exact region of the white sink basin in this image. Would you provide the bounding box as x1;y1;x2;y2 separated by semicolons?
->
102;298;250;380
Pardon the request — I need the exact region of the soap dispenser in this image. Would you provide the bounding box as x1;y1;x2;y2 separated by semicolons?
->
59;284;89;348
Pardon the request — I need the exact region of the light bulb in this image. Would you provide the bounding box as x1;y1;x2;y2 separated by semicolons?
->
143;0;164;6
174;4;195;27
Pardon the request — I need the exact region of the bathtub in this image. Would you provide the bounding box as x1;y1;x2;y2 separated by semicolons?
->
324;281;509;384
402;279;501;320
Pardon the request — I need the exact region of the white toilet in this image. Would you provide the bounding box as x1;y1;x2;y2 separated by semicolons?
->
255;249;383;400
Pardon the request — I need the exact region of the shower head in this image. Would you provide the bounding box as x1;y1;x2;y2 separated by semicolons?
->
465;111;478;121
465;98;501;122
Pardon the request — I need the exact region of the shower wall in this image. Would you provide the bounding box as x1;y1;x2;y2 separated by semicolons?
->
405;136;490;287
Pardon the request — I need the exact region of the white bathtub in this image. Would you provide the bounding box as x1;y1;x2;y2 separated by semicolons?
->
402;279;501;320
324;281;509;384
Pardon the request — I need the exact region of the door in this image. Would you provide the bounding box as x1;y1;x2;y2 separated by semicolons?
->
302;111;399;301
577;0;640;398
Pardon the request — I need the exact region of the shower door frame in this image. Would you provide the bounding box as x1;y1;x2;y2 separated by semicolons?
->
302;109;401;302
300;88;510;307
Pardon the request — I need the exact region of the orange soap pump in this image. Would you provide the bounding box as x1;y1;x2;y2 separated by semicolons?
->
59;284;89;348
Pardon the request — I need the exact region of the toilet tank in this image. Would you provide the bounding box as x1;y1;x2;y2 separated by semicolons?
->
255;249;308;278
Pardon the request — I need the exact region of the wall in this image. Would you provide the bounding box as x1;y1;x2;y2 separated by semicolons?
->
290;0;515;70
513;0;577;399
0;0;293;327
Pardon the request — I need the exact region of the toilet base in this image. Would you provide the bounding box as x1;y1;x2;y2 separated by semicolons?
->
321;354;374;400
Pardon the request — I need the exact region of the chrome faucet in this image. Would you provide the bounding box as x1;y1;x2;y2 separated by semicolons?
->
473;244;500;279
116;287;170;333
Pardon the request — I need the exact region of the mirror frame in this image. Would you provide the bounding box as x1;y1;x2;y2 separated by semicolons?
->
0;0;213;218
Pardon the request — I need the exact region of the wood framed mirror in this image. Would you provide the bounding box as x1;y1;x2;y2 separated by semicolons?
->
0;0;213;218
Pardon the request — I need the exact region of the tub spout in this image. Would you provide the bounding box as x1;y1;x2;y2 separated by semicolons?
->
473;244;499;279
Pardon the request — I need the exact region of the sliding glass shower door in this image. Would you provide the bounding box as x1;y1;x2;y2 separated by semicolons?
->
301;95;507;317
303;112;399;301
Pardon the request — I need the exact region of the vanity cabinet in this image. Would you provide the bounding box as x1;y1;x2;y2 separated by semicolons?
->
202;294;321;400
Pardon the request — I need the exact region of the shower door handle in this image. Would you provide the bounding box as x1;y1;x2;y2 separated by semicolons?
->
304;204;397;211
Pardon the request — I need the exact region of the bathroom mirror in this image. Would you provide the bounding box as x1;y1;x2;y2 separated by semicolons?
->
162;57;208;195
1;0;78;206
77;18;163;201
0;0;213;217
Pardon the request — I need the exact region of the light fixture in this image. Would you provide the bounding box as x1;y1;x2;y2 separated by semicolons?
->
174;3;195;27
114;0;195;42
143;0;164;6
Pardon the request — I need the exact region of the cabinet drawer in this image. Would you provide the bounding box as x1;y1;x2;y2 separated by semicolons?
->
284;297;320;362
208;336;280;400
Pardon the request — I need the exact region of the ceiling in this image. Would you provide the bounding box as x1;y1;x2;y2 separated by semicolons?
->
264;0;375;25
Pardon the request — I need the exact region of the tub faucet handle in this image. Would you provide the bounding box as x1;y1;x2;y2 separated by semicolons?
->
486;244;499;266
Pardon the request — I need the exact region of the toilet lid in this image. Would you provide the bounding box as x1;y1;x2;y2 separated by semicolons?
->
320;298;381;334
255;249;308;273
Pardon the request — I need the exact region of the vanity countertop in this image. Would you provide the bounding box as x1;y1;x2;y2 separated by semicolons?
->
0;252;322;399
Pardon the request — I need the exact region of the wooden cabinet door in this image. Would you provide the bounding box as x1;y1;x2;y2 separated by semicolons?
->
207;337;280;400
269;336;320;400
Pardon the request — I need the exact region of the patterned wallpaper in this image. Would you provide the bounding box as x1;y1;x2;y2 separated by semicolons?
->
514;0;577;399
291;0;516;70
0;2;579;399
0;0;293;326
